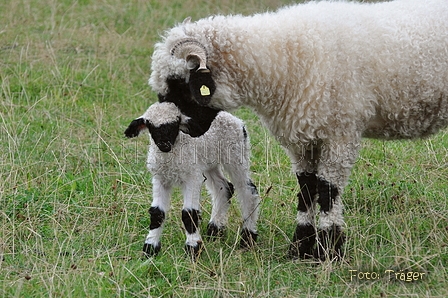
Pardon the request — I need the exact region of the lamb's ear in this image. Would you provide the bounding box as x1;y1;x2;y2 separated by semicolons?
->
124;118;147;138
188;68;216;106
179;114;191;134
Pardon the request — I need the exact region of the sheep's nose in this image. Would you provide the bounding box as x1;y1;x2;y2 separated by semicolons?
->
157;141;172;152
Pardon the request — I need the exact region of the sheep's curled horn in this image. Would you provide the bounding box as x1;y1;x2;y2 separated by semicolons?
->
170;38;210;72
170;38;216;106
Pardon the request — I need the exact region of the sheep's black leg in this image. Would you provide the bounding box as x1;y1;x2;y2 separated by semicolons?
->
142;206;165;258
182;208;203;260
289;172;318;259
317;177;337;212
315;177;345;261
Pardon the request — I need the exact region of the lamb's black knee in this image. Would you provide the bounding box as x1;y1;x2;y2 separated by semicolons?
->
149;207;165;230
296;172;318;211
182;209;200;234
317;177;339;212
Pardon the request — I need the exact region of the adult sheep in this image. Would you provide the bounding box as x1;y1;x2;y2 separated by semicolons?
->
148;0;448;260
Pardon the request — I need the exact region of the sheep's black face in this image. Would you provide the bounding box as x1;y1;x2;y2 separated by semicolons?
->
148;121;180;152
188;69;215;106
158;76;220;138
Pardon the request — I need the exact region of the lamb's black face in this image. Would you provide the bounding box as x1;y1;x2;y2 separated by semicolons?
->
158;75;220;138
148;121;180;153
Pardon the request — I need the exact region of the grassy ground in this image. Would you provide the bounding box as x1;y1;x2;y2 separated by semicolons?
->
1;0;447;297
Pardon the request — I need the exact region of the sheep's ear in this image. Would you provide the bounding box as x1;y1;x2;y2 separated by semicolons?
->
182;16;192;24
189;69;216;106
178;114;209;137
179;114;191;134
124;118;147;138
179;114;209;137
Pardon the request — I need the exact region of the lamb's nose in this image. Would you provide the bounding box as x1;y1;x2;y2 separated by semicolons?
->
157;141;172;152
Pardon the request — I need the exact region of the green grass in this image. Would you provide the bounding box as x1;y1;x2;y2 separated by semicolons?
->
1;0;447;297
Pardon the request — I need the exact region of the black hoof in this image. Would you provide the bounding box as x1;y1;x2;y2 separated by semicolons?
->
313;245;345;261
184;242;204;261
314;226;345;261
206;222;226;240
288;224;316;259
142;242;161;258
288;242;315;260
240;228;258;249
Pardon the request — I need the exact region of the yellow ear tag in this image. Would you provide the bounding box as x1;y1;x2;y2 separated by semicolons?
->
200;85;210;96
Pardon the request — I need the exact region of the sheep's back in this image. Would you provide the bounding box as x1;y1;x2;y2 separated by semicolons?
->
179;0;448;142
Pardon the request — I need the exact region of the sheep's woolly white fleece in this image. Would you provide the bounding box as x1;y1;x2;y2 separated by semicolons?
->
149;0;448;146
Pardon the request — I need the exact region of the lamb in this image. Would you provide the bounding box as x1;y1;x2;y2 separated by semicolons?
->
124;102;260;259
147;0;448;260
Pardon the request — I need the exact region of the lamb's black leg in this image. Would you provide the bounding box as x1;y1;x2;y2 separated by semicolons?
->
289;172;318;259
142;206;165;258
182;208;203;260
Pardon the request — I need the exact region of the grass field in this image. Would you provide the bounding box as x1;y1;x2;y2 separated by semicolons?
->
1;0;447;297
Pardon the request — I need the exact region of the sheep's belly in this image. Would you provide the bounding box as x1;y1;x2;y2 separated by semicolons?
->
363;104;448;140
